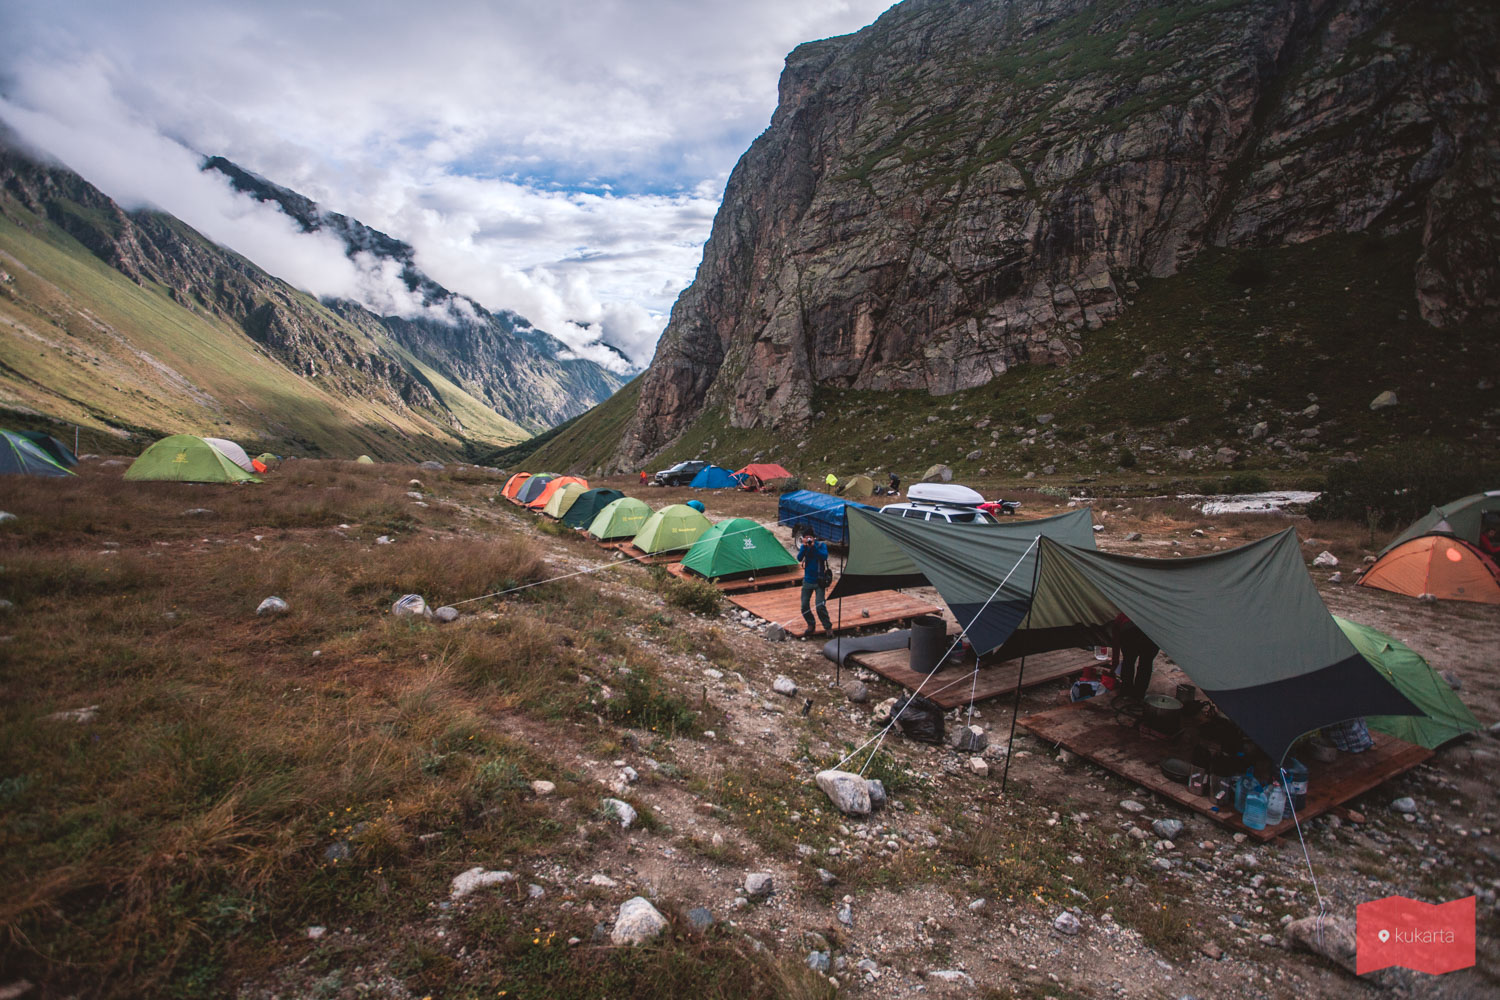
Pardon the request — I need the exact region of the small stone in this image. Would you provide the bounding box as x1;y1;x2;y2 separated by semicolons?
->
181;507;214;516
450;867;513;899
1312;551;1338;568
531;780;556;796
837;903;853;926
928;970;974;986
433;606;460;623
45;705;99;724
773;676;798;696
527;884;545;899
306;926;326;940
611;897;668;946
817;868;837;885
589;874;618;887
843;681;870;704
1152;819;1184;840
764;624;786;642
969;898;986;912
1328;572;1343;583
1120;799;1146;813
744;872;773;901
865;779;887;810
419;461;445;471
256;596;288;615
807;951;830;973
1125;532;1143;542
375;535;394;545
1053;911;1082;935
1200;940;1223;960
968;757;989;777
952;724;988;753
1284;915;1357;972
685;906;714;931
1391;797;1417;814
1369;390;1398;410
323;841;350;862
601;798;637;829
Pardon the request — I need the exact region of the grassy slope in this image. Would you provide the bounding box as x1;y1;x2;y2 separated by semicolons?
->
0;202;527;459
494;376;641;473
529;233;1499;491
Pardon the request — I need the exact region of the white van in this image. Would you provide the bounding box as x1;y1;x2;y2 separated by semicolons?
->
878;501;997;524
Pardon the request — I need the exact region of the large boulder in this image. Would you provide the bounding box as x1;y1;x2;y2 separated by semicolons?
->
1283;915;1358;974
815;769;871;816
610;897;668;946
922;464;953;482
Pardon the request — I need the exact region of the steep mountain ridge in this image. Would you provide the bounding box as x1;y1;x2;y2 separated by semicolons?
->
610;0;1498;468
0;138;626;456
0;139;619;456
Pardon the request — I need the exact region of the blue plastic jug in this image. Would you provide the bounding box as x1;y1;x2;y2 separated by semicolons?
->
1264;783;1286;826
1242;786;1268;830
1234;770;1256;813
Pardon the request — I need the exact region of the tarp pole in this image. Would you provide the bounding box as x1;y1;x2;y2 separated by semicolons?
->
1001;536;1044;796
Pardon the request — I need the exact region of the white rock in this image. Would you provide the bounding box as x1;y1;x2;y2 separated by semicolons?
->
46;705;100;724
968;757;990;777
589;874;618;887
1152;819;1184;840
1391;797;1417;814
256;596;288;615
601;798;637;829
306;926;326;940
927;970;974;985
391;594;431;618
611;897;668;946
1313;551;1338;568
773;675;798;696
531;780;556;796
1053;911;1082;935
1369;390;1399;410
1120;799;1146;813
1329;571;1344;583
815;770;872;816
375;535;394;545
433;606;460;623
450;867;514;899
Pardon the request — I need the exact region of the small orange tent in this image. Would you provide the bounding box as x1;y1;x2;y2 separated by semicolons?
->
502;472;532;501
1359;535;1500;604
736;463;793;491
527;475;589;510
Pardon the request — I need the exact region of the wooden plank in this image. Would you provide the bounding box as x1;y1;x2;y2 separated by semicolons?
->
666;562;804;593
1019;700;1432;842
848;645;1086;709
727;587;940;637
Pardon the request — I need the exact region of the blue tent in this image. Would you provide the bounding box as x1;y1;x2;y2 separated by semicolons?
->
689;465;740;489
777;489;874;545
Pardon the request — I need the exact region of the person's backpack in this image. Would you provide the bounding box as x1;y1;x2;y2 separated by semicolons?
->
819;563;833;588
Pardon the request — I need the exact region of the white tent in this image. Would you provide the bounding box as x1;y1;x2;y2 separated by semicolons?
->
203;437;255;472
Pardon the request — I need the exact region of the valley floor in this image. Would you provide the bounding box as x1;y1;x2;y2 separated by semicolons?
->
1;464;1495;999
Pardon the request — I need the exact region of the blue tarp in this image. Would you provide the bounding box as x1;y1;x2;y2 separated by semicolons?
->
689;465;741;489
777;489;875;545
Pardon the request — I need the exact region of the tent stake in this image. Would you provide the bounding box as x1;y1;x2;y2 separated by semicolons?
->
1001;536;1045;796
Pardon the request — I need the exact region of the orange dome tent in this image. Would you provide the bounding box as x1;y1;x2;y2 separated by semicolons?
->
735;462;793;491
502;472;532;501
526;475;589;510
1359;535;1500;604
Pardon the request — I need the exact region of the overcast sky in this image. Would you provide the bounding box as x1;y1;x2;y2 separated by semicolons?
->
0;0;894;371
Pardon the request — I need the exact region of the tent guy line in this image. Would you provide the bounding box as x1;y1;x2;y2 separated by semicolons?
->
832;537;1040;778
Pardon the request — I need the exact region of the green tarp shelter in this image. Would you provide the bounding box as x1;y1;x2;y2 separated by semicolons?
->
16;431;78;467
847;509;1419;763
1336;616;1481;749
682;517;798;579
541;481;590;519
124;435;261;484
1382;491;1500;555
516;473;558;506
632;503;712;554
1;430;75;477
564;488;626;529
588;497;653;541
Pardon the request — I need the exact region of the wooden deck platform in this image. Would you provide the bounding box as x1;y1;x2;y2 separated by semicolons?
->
727;587;940;637
615;543;685;565
1019;699;1433;841
666;562;804;593
845;644;1087;709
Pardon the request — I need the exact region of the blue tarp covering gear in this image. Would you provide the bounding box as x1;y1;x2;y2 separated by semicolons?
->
689;465;741;489
778;489;876;545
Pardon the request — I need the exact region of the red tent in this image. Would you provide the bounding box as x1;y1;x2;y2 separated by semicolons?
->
736;463;792;491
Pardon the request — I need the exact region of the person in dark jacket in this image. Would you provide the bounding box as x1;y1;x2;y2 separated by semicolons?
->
796;533;834;636
1109;612;1158;700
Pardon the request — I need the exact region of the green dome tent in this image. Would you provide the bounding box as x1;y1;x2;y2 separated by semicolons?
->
1335;616;1481;749
541;481;590;519
632;503;712;555
125;435;261;483
840;474;875;499
1;430;75;477
587;497;653;541
1381;491;1500;555
16;431;78;467
355;455;375;464
563;488;625;529
681;517;797;579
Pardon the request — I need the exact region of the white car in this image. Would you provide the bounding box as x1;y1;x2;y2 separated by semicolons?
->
879;501;997;524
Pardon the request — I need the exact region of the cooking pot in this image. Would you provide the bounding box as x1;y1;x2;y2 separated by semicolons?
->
1142;694;1184;733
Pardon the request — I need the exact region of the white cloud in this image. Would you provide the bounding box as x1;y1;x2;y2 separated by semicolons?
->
0;0;896;368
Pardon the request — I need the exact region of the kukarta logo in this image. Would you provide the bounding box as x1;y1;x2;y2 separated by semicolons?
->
1356;895;1475;975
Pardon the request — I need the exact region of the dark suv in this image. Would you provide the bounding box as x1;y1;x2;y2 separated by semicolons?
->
653;460;709;486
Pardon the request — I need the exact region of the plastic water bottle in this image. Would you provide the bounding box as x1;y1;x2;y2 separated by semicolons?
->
1242;786;1268;830
1234;769;1255;813
1264;783;1286;826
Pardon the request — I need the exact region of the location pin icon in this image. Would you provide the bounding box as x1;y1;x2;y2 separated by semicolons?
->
1378;929;1391;943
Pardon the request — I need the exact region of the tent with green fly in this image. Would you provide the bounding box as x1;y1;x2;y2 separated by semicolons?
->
124;435;261;484
587;497;653;541
681;517;798;579
1335;616;1481;749
16;431;78;467
564;488;626;529
631;503;712;554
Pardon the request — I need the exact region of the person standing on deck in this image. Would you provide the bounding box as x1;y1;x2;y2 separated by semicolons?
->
797;532;834;637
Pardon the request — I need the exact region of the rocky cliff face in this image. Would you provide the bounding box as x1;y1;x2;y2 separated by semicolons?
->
616;0;1498;466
